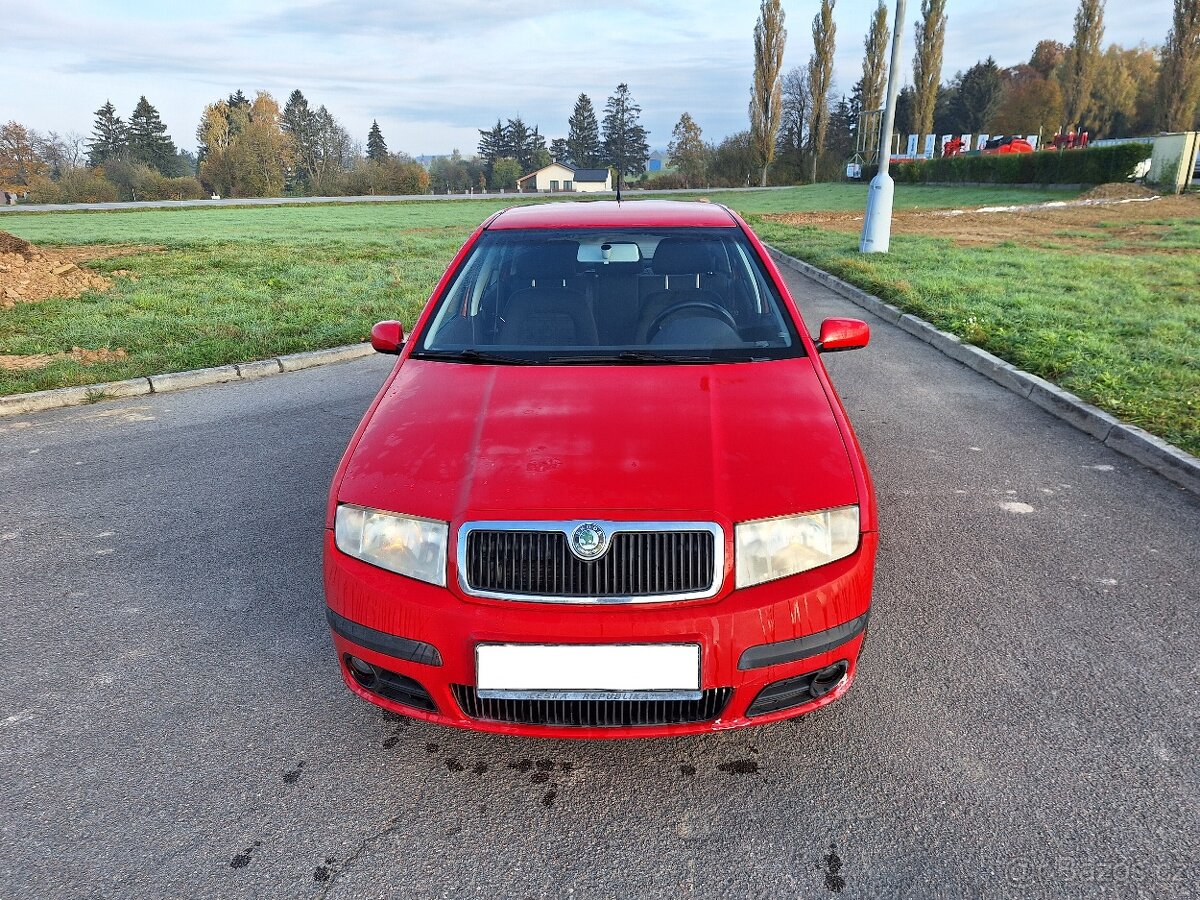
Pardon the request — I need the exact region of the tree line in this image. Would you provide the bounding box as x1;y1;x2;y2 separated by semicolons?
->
2;0;1197;200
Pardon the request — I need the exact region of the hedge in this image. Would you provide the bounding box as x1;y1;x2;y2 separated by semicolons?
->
862;143;1152;185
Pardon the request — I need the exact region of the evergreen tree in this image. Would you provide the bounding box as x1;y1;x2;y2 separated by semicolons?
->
127;96;178;175
601;84;650;178
282;90;318;189
477;119;507;180
549;137;571;164
566;93;602;167
955;58;1004;132
367;120;388;161
87;100;127;168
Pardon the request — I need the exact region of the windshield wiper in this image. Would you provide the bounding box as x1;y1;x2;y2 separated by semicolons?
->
545;350;718;365
412;348;537;365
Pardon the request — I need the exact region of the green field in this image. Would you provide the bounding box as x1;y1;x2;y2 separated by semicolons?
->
2;183;1197;456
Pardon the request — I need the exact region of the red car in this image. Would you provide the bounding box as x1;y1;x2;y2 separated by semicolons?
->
324;200;877;737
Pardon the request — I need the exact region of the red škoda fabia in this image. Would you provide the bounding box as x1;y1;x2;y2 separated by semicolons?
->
324;200;877;737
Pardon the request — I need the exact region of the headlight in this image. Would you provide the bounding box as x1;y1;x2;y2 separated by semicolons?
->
334;504;448;586
735;506;860;588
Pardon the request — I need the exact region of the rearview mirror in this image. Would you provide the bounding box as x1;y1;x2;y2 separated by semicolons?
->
370;320;405;354
816;318;869;353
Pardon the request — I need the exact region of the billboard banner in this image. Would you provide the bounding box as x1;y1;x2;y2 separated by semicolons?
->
1026;134;1039;150
906;134;919;156
976;134;990;151
923;134;936;158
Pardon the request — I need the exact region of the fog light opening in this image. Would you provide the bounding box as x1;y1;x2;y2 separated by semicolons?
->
345;654;378;689
810;660;849;698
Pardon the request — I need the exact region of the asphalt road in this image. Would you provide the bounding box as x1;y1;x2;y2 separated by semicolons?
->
1;269;1196;899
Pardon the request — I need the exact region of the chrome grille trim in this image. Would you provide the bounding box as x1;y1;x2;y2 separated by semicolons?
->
456;520;725;604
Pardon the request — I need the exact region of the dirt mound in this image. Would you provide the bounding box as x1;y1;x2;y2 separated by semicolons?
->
1077;183;1158;201
0;235;147;308
0;347;127;371
0;230;34;258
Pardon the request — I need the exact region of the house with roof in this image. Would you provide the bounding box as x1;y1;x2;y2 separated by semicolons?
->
516;163;612;193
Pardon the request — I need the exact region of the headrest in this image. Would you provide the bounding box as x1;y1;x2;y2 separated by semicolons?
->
652;239;718;275
512;241;579;282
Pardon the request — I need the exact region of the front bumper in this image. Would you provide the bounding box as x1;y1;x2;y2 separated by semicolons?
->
323;529;877;738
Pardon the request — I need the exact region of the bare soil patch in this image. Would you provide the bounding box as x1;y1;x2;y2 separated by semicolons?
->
0;231;150;307
0;347;128;371
762;190;1200;253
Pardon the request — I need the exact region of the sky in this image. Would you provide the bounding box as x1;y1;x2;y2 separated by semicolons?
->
1;0;1175;157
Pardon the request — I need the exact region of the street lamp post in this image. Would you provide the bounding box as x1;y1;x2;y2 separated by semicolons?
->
860;0;907;254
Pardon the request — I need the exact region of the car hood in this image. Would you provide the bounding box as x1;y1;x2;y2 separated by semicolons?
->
339;357;858;524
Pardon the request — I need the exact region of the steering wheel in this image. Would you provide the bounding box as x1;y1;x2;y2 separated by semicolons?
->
646;300;738;341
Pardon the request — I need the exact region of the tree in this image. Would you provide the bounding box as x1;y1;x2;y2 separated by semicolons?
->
667;113;707;187
777;66;809;179
1062;0;1106;129
309;105;354;194
1091;44;1159;137
566;94;602;167
198;91;291;198
806;0;837;183
1156;0;1200;131
912;0;948;151
749;0;787;187
367;120;388;161
37;131;88;177
1030;40;1068;78
127;96;178;175
87;101;127;168
549;137;571;164
857;1;890;114
282;90;318;190
602;84;650;179
708;131;756;187
0;121;47;186
990;71;1064;138
492;158;522;191
476;119;506;181
955;58;1004;132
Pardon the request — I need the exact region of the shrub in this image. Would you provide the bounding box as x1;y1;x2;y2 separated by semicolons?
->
27;169;118;203
866;142;1153;185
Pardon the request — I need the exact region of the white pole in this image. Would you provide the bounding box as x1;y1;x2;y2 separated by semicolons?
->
860;0;907;254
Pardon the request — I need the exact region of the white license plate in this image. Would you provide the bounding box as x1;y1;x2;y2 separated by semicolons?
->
476;643;701;700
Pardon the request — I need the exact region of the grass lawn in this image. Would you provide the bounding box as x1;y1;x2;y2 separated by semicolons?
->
2;182;1197;456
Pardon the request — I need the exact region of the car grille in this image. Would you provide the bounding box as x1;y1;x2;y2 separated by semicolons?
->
461;526;718;601
452;685;732;728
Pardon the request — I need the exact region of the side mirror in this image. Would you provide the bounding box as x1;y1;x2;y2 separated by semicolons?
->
816;318;869;353
370;320;405;354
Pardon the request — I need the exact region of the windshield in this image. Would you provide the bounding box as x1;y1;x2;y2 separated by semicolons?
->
413;227;802;364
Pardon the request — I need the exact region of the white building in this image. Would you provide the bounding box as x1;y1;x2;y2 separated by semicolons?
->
517;164;612;193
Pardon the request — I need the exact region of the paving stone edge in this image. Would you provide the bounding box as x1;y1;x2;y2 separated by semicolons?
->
0;343;374;418
766;245;1200;497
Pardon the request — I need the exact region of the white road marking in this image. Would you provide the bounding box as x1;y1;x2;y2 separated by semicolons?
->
999;501;1035;514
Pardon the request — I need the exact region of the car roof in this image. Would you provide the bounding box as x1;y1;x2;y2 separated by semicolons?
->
487;200;738;230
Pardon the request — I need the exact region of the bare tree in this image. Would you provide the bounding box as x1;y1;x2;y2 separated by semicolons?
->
858;1;890;114
1156;0;1200;130
750;0;787;186
1062;0;1106;129
912;0;948;151
807;0;837;183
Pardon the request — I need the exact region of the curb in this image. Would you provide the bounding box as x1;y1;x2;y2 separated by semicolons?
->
0;343;374;419
766;246;1200;497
